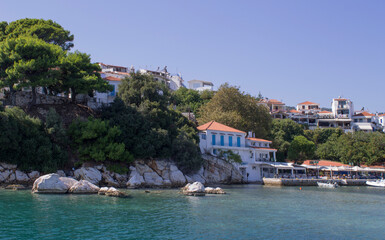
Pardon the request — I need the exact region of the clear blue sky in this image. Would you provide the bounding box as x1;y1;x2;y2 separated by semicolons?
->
1;0;384;112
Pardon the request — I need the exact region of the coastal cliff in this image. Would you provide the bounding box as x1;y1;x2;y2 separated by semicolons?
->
0;154;243;188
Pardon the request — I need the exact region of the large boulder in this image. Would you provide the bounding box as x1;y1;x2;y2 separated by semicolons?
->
74;167;102;185
186;167;206;184
98;187;109;195
7;173;16;183
0;170;12;182
205;187;226;194
56;170;66;177
0;163;17;170
102;172;119;187
143;172;164;186
69;180;100;194
114;173;128;185
105;187;128;198
32;174;78;193
169;164;186;186
202;155;243;184
126;170;145;188
28;171;40;180
15;170;29;182
181;182;205;196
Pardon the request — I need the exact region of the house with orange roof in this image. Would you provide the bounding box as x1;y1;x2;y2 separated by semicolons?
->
198;120;277;182
351;111;376;132
266;99;287;119
296;101;320;114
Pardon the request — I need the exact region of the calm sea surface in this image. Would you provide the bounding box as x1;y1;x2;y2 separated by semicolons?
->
0;185;384;240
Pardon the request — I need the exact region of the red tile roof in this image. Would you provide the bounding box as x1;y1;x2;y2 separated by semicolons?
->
379;113;385;117
251;147;277;151
289;109;301;113
302;160;348;167
268;99;285;105
353;111;374;117
318;111;332;114
298;101;319;105
247;138;272;143
104;76;121;81
197;121;246;134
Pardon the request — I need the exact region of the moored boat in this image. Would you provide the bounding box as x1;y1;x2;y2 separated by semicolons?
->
317;181;339;188
366;179;385;187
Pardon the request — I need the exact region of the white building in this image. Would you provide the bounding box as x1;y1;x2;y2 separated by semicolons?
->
331;97;354;119
296;101;321;114
197;120;278;182
378;113;385;132
351;111;376;132
188;80;214;91
316;97;354;132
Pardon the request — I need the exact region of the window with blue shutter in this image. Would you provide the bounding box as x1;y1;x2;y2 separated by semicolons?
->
229;136;233;146
220;135;224;146
237;137;241;147
212;135;216;145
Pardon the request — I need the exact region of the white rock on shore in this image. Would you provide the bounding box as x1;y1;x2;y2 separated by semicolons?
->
182;182;206;196
126;170;145;188
32;174;78;193
74;167;102;185
69;180;100;194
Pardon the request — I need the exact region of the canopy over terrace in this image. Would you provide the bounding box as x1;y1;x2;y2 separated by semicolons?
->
302;160;385;178
258;162;307;178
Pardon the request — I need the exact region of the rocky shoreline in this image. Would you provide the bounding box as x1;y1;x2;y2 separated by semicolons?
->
0;155;243;189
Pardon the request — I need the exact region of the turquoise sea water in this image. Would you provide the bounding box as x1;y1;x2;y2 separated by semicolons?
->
0;185;385;240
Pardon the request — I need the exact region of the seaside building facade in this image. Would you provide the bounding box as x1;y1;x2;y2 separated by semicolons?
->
197;120;279;182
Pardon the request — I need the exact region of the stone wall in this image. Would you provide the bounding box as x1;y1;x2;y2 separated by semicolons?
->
11;91;71;107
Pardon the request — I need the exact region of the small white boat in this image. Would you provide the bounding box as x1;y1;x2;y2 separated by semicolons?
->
317;182;339;188
366;179;385;187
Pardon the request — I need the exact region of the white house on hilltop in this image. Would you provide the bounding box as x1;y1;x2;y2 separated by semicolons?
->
197;121;285;182
188;80;214;91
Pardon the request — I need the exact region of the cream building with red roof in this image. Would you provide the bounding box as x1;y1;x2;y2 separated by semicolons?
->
197;120;278;182
296;101;320;114
351;111;377;132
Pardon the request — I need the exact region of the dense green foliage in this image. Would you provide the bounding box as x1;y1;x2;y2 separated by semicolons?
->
287;135;316;164
100;73;202;173
316;131;385;166
198;83;272;138
0;107;67;172
0;18;74;50
269;118;385;166
269;119;305;161
171;88;213;116
217;150;242;164
0;18;110;105
0;36;64;104
68;118;133;164
55;51;112;101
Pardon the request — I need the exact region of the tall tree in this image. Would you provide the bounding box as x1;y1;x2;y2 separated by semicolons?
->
57;51;112;102
287;135;315;164
0;37;64;105
269;119;305;161
118;72;171;108
198;83;271;138
2;18;74;50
